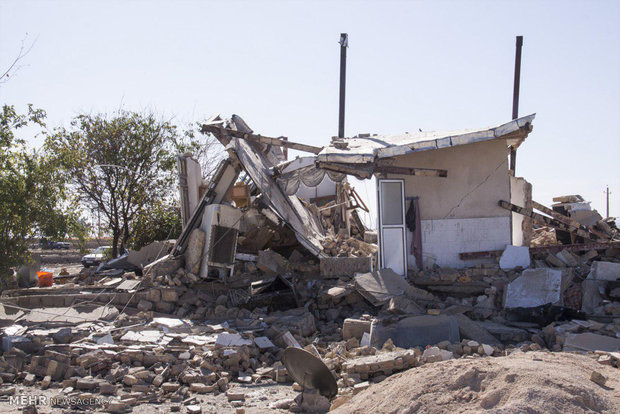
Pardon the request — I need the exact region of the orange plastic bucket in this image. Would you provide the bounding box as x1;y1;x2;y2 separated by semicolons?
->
37;271;53;287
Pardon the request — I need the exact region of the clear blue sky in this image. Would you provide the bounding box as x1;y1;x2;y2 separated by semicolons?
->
1;0;619;225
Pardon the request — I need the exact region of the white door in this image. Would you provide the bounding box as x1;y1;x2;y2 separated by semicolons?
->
378;179;407;276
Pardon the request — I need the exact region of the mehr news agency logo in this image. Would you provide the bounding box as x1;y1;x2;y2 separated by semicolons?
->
0;394;111;407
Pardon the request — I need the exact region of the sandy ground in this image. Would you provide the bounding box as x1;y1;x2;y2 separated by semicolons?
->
334;351;620;414
2;351;617;413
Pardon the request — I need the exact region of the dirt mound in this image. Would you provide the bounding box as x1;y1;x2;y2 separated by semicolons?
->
333;351;620;414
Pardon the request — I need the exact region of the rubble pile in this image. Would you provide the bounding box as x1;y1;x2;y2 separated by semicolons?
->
2;235;619;412
530;226;557;246
550;195;619;243
1;127;619;414
320;233;377;258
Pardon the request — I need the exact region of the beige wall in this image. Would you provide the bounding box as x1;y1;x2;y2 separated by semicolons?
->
510;176;526;246
510;176;533;246
386;139;511;220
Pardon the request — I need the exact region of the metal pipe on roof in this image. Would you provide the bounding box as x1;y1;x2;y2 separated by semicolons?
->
338;33;348;138
512;36;523;120
510;35;523;174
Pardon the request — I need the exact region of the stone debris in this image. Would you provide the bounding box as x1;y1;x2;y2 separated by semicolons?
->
590;370;607;386
1;187;619;413
499;245;531;270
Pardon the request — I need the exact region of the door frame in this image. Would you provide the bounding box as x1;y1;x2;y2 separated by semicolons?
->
377;178;407;276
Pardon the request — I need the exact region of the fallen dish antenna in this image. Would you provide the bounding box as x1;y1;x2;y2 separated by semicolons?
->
282;347;338;399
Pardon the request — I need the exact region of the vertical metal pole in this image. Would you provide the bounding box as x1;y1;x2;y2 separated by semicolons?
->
510;35;523;174
606;186;610;218
338;33;348;138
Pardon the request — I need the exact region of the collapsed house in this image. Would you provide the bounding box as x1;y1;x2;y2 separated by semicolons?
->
172;114;375;284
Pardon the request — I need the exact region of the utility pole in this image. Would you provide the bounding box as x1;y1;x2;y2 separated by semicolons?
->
338;33;348;138
605;186;611;218
510;35;523;174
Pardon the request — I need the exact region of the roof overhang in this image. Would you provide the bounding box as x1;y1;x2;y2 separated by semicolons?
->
317;114;535;166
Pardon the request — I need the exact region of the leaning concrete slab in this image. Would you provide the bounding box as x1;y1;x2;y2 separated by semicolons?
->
587;261;620;281
453;314;501;346
355;268;409;306
127;241;169;268
20;305;119;326
184;229;205;274
476;321;529;343
370;315;459;349
504;268;562;308
563;332;620;352
581;279;604;314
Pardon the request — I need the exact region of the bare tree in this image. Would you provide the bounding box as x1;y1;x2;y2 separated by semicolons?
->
179;122;225;180
1;34;37;85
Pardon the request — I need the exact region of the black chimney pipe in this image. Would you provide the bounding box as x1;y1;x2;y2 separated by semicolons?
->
338;33;348;138
510;35;523;173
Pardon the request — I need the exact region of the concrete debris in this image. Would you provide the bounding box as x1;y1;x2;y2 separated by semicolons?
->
499;245;531;270
588;261;620;281
563;332;620;353
2;143;620;414
504;268;562;308
354;268;409;306
342;318;372;341
422;346;453;362
453;313;501;347
371;315;459;349
589;370;607;386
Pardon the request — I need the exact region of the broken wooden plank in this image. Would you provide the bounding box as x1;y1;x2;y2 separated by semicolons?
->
499;200;596;242
532;200;609;240
201;124;323;154
458;250;503;260
459;241;620;260
316;161;447;179
529;241;620;255
375;165;448;177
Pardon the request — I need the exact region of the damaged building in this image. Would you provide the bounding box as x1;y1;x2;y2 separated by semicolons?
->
316;114;537;273
0;113;619;413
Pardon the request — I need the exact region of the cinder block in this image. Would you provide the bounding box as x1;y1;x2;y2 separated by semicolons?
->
343;319;372;341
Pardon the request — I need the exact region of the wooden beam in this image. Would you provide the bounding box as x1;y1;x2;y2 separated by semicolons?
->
460;241;620;260
532;200;609;240
375;165;447;177
458;250;503;260
529;241;620;255
201;124;323;154
499;200;597;242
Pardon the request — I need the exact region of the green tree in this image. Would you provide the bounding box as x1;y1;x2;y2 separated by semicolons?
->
0;104;80;276
46;110;214;258
130;199;183;250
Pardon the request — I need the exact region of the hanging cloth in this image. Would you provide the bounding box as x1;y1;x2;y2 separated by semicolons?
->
276;165;346;195
406;198;423;269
